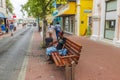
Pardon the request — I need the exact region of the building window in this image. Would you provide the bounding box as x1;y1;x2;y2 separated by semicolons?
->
106;0;117;12
0;0;2;7
105;20;115;30
64;16;75;33
104;20;116;40
64;17;69;31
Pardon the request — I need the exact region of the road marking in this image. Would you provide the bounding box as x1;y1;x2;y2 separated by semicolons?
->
17;55;29;80
17;32;34;80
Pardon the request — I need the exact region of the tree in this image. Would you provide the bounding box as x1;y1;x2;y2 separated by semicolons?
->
21;0;54;47
20;5;25;17
6;0;14;14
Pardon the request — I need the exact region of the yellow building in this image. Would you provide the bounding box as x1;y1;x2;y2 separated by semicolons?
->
79;0;93;36
57;1;76;34
55;0;93;35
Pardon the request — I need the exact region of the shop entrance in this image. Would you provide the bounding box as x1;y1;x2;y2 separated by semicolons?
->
104;0;117;40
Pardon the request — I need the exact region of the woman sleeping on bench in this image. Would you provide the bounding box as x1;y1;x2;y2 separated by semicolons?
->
46;31;67;63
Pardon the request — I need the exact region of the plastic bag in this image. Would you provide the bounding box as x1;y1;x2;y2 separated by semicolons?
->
58;48;68;56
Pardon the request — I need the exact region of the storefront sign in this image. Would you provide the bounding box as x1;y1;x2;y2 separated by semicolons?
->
13;15;16;18
84;10;92;13
58;4;69;15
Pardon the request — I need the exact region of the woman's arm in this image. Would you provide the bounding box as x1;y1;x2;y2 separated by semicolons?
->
62;44;65;49
48;40;58;46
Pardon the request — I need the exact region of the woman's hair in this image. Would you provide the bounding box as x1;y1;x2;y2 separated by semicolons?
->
59;31;64;36
50;23;53;25
57;22;59;24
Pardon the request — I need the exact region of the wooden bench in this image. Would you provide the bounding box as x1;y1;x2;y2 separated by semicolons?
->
51;37;82;80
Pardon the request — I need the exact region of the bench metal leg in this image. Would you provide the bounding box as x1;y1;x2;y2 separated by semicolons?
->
71;61;76;80
65;61;76;80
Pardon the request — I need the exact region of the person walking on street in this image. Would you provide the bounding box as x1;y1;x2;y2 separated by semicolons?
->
9;22;14;36
0;21;6;35
54;22;61;40
47;23;54;34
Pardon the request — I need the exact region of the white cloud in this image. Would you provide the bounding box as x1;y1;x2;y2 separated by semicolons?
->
10;0;28;18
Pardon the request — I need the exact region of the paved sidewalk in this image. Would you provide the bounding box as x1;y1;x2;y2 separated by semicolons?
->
67;35;120;80
25;30;120;80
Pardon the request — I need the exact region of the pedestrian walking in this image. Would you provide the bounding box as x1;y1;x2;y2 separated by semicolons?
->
54;22;61;40
9;22;14;36
47;23;54;34
0;21;6;35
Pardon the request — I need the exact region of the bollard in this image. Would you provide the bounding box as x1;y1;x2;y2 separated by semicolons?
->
65;61;76;80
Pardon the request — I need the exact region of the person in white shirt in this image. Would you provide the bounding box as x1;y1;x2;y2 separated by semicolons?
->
47;23;54;34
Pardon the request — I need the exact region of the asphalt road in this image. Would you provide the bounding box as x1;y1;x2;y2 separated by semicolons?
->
0;27;34;80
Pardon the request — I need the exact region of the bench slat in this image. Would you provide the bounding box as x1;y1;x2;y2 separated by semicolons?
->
66;38;82;48
65;44;80;56
66;41;80;51
54;52;64;66
66;39;82;50
51;52;60;66
61;55;79;59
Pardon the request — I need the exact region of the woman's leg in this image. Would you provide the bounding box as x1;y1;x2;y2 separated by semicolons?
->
46;46;57;55
46;46;57;61
56;30;60;40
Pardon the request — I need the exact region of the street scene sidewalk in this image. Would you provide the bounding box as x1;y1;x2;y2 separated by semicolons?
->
25;29;120;80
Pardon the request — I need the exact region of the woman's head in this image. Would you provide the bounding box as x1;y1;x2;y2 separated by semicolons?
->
49;32;52;37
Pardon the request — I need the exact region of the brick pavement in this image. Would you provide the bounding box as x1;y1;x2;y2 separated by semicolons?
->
67;35;120;80
25;29;120;80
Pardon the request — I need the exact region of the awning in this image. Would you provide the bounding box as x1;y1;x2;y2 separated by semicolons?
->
0;13;6;18
57;2;76;16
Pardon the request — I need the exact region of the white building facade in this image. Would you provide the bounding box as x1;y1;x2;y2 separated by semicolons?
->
0;0;6;18
91;0;120;46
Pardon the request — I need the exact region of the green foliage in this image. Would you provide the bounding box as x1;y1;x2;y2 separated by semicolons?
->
6;0;14;14
21;0;57;47
21;0;54;18
86;26;92;37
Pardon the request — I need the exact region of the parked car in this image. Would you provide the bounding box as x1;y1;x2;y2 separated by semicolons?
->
27;24;32;27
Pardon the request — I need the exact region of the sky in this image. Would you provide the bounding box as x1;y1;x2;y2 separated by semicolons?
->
10;0;28;18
